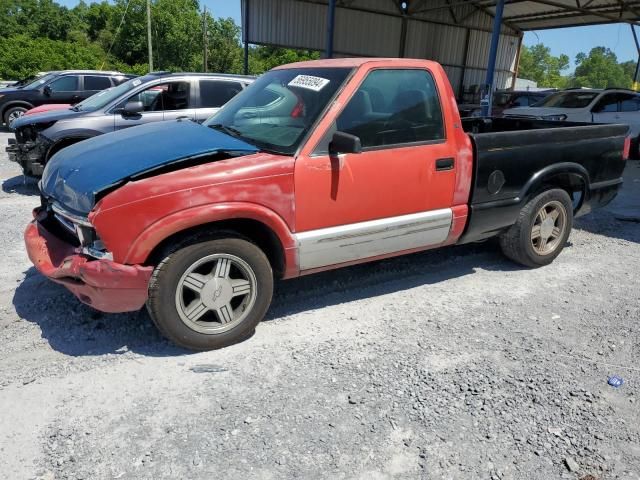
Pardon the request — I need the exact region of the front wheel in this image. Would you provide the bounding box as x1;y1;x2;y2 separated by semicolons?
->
499;188;573;268
4;106;27;128
147;237;274;351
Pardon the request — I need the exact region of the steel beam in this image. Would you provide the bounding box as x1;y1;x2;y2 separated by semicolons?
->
528;0;640;26
243;0;250;75
483;0;505;116
325;0;337;58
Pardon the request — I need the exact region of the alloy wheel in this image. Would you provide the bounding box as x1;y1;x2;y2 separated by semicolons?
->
530;200;567;255
175;254;258;334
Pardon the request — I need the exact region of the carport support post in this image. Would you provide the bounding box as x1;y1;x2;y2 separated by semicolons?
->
631;25;640;91
243;0;250;75
482;0;505;116
325;0;337;58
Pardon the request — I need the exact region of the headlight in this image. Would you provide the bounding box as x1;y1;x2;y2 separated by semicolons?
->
542;114;567;121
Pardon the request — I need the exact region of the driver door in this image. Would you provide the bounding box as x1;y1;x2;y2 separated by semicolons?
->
44;75;83;105
294;68;458;271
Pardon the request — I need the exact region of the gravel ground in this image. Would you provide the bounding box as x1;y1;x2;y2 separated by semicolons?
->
0;128;639;480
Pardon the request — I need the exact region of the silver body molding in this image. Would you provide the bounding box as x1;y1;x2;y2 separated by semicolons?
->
294;208;453;270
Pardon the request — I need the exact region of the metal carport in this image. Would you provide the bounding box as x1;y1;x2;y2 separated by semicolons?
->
241;0;640;114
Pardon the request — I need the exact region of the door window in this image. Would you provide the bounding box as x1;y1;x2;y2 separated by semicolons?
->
619;94;640;112
84;75;112;91
509;95;529;107
48;75;79;92
199;80;243;108
594;94;619;113
126;81;191;112
336;69;444;148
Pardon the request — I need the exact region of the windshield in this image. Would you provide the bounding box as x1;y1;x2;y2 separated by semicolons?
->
74;76;147;111
23;73;57;90
204;67;352;155
533;91;599;108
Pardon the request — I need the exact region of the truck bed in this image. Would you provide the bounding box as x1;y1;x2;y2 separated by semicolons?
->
458;117;629;243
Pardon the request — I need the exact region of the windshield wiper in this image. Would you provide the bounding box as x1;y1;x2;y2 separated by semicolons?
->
208;123;243;138
70;105;81;112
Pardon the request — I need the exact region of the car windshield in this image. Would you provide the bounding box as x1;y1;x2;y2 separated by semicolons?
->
204;67;352;155
23;73;57;90
532;91;599;108
74;76;148;111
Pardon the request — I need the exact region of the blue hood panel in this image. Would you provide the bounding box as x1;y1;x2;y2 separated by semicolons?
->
12;108;81;128
40;120;259;215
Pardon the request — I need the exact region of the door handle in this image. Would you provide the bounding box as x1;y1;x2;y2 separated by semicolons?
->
435;157;455;171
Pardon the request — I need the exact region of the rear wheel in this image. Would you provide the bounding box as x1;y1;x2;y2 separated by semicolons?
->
499;188;573;268
3;106;27;128
147;237;273;351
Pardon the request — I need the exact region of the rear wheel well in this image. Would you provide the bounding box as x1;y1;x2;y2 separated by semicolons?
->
146;219;286;278
529;173;586;212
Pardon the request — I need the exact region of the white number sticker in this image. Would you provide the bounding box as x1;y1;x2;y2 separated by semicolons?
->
288;75;330;92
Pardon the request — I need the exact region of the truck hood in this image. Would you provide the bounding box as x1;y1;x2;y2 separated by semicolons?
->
502;107;574;118
11;107;80;128
40;120;259;216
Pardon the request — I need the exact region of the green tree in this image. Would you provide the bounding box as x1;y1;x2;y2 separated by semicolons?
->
251;46;320;73
570;47;631;88
518;44;569;88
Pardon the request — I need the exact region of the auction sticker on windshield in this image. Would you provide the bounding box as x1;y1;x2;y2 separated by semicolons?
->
288;75;330;92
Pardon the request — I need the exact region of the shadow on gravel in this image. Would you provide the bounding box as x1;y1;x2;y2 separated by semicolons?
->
12;241;522;356
266;240;523;320
574;162;640;244
2;174;39;196
13;268;190;357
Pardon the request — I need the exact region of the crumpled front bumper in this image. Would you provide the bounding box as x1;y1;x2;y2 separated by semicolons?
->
24;215;154;313
6;137;49;176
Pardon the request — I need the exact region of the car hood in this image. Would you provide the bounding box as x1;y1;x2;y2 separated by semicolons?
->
11;107;80;128
40;120;259;216
24;104;71;116
0;87;22;95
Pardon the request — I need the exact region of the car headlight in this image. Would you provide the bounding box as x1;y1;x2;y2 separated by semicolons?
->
542;114;567;121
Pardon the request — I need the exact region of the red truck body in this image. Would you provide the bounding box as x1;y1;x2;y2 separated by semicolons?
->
25;58;628;349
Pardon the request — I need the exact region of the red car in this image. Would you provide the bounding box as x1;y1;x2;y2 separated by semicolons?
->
26;58;629;350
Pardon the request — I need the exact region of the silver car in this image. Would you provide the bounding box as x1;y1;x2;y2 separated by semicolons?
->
7;72;255;176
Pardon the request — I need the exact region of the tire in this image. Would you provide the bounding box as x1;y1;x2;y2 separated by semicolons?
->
146;236;273;351
499;188;573;268
3;106;28;128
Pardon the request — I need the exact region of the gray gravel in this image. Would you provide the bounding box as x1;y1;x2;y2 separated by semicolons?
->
0;128;639;480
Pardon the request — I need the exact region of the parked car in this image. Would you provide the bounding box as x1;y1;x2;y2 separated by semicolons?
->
26;58;629;351
7;72;254;175
2;71;52;89
458;89;555;117
504;88;640;156
0;70;135;127
23;103;72;116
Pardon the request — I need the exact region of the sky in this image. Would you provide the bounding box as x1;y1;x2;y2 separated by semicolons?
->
57;0;637;71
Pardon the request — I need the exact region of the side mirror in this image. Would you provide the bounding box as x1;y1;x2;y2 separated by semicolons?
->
43;85;51;96
120;100;144;116
329;131;362;155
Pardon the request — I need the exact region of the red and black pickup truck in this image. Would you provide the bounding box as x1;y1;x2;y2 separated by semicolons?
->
26;58;629;350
